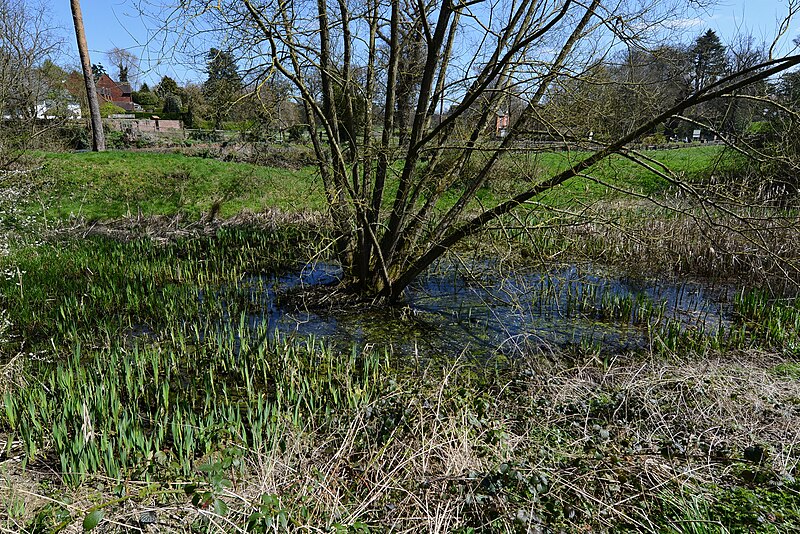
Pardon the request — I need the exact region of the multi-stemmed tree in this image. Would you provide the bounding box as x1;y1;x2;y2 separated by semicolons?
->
151;0;800;302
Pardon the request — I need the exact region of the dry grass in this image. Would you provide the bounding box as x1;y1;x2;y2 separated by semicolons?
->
56;207;329;246
501;191;800;291
3;348;799;532
523;349;800;524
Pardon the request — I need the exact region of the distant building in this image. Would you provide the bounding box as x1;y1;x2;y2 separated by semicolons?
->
35;100;82;120
95;74;140;112
496;113;510;138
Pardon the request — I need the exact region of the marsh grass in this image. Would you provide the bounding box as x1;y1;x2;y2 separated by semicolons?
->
490;188;800;289
1;282;799;530
0;225;320;349
3;340;799;532
0;220;798;531
1;145;800;531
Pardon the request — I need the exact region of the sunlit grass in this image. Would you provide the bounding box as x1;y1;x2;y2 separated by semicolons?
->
34;151;327;220
20;145;729;225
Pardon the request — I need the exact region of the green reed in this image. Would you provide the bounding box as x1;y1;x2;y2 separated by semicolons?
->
0;225;319;350
733;290;800;352
3;321;391;487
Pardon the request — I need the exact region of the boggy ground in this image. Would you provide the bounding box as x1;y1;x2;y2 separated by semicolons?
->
1;150;800;532
1;212;798;532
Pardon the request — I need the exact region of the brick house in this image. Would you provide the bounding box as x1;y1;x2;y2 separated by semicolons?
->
95;74;137;111
495;112;510;138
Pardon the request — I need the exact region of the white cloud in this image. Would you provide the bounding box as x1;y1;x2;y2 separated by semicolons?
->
663;17;706;30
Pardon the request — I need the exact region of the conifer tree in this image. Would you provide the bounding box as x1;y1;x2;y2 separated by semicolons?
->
691;29;728;92
203;48;242;129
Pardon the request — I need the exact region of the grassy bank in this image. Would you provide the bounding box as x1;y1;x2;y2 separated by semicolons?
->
11;145;726;226
33;151;326;221
1;144;799;532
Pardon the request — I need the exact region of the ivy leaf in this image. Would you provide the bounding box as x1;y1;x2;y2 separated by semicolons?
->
83;509;104;531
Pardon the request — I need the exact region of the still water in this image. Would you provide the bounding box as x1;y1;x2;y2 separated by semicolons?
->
221;261;738;357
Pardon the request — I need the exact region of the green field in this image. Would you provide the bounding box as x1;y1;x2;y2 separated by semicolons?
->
20;145;727;224
35;151;326;220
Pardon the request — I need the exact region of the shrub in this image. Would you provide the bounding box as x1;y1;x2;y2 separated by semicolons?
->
99;102;127;117
287;124;309;143
163;93;183;114
104;130;125;149
132;90;160;108
249;144;316;169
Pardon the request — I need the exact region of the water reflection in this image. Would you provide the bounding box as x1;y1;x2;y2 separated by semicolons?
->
229;261;738;357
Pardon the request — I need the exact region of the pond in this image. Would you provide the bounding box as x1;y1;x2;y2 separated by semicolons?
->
221;260;740;358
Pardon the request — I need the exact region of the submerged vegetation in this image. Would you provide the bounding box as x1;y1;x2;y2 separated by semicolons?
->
1;147;800;531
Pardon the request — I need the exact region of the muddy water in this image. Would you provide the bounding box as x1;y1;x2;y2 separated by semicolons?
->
232;261;738;358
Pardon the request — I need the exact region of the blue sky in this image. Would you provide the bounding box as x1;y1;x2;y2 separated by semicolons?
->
49;0;800;88
50;0;188;86
700;0;798;48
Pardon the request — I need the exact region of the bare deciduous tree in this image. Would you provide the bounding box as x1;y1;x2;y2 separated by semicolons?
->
153;0;800;302
0;0;62;169
106;46;140;85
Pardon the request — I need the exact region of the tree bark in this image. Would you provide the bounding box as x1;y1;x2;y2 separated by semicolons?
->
70;0;105;152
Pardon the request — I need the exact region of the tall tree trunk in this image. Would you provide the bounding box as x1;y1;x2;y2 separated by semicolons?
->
70;0;105;152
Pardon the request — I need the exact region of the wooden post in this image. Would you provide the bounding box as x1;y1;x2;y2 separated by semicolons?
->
70;0;105;151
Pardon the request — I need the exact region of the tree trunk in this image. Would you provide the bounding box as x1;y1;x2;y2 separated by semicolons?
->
70;0;105;152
